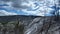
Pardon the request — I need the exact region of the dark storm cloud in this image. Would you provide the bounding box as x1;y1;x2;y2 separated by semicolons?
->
0;0;30;9
12;2;29;9
11;0;30;9
1;0;11;2
0;0;15;2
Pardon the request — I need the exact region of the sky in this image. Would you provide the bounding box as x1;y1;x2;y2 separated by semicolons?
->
0;0;60;16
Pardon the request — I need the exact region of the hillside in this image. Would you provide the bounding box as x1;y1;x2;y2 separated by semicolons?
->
0;15;60;34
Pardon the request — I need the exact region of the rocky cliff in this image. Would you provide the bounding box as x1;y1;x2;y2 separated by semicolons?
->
0;15;60;34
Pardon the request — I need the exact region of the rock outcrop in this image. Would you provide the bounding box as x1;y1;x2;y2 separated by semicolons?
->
0;15;60;34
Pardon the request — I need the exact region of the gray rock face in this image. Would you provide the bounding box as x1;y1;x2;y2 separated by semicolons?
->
0;15;60;34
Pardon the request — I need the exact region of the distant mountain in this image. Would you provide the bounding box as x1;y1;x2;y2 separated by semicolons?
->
0;15;38;22
0;15;55;22
0;15;59;25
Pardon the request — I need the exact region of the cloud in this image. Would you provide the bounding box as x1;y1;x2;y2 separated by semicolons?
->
0;0;30;9
0;0;58;9
0;0;59;16
21;2;56;16
59;9;60;15
0;0;14;2
0;10;17;16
